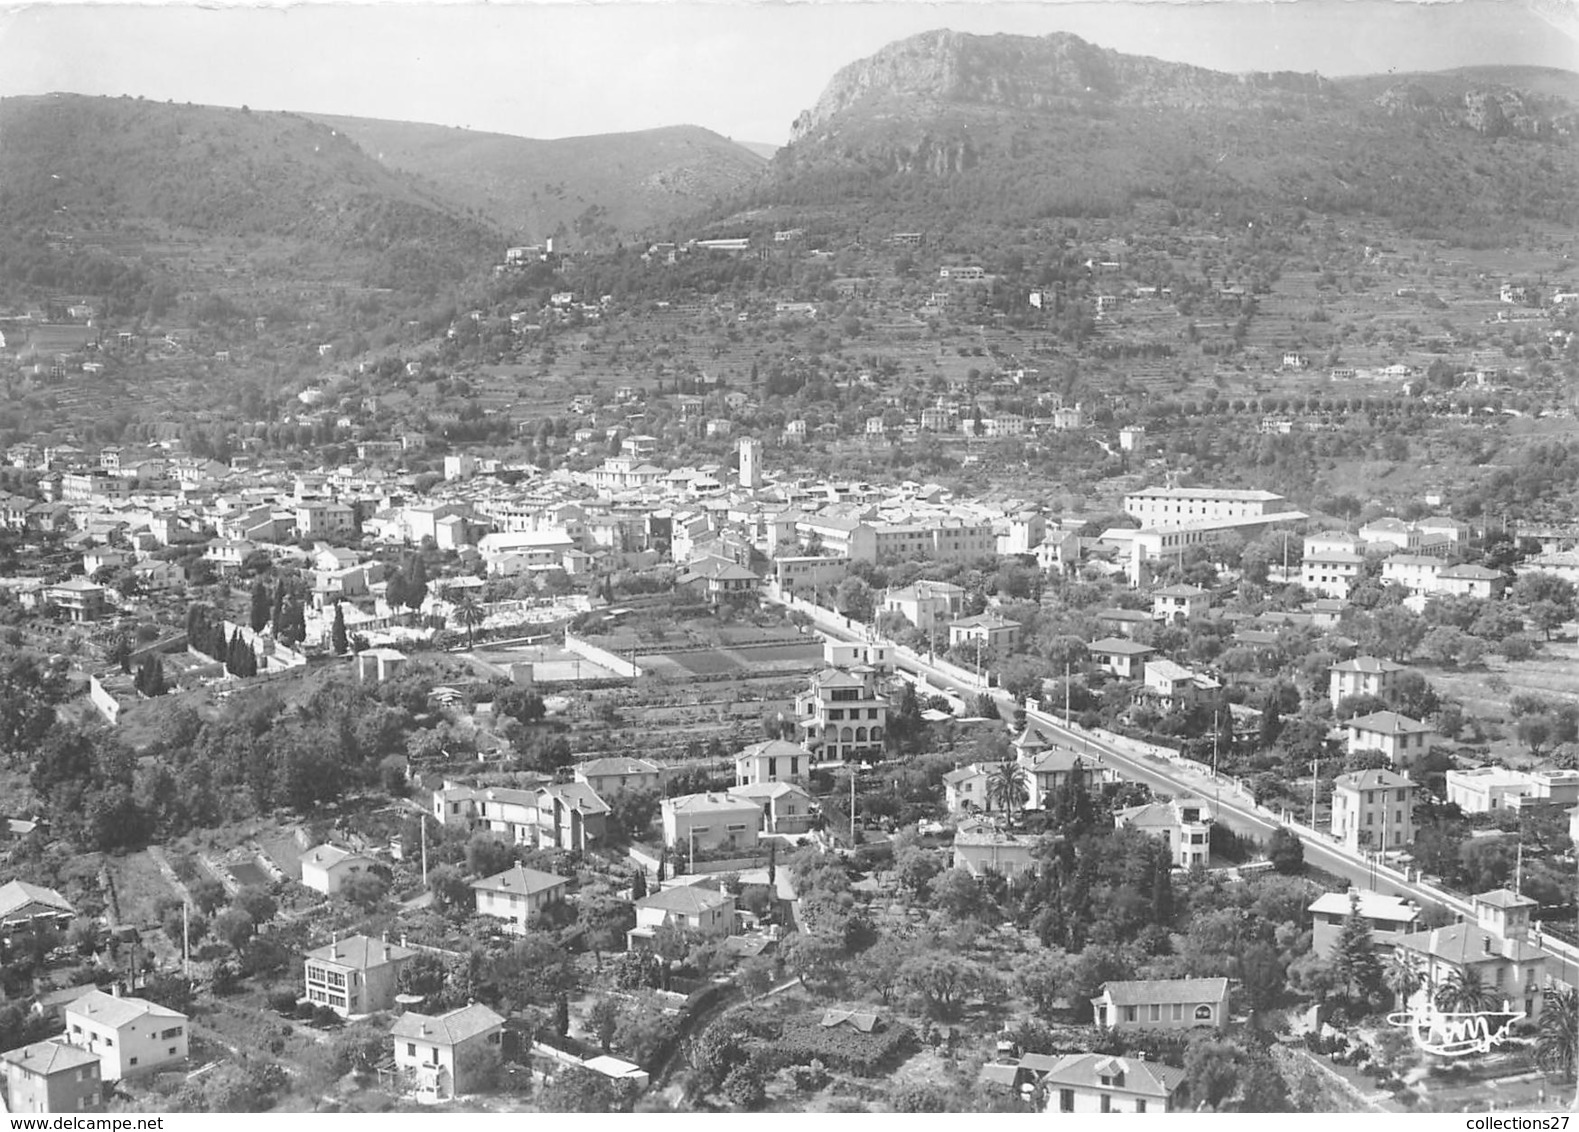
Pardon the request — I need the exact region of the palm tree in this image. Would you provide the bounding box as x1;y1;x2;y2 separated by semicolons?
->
1385;948;1424;1008
1436;966;1494;1014
986;761;1029;829
453;592;483;650
1538;985;1579;1084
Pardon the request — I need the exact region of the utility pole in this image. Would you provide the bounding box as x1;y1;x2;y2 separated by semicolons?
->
850;765;857;845
1064;661;1072;725
420;814;429;886
182;902;190;980
1310;756;1318;829
1212;710;1220;776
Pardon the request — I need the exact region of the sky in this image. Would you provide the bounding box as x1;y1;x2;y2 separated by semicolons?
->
0;0;1574;145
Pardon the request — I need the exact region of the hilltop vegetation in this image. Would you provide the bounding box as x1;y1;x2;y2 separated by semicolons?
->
0;94;500;314
309;115;768;244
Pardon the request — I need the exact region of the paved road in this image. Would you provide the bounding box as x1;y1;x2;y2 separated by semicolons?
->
775;589;1579;967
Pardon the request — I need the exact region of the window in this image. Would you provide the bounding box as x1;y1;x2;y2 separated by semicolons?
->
1060;1090;1075;1113
1136;1100;1147;1113
128;1058;137;1066
407;1043;417;1057
1194;1005;1214;1021
1123;1005;1137;1022
168;1047;177;1056
103;1038;114;1048
1150;1004;1161;1021
1172;1003;1183;1021
1101;1095;1112;1113
161;1027;183;1040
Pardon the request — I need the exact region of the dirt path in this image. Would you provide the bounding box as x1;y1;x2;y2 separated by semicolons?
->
147;845;194;906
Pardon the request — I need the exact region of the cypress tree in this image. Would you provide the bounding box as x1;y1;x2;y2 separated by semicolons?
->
1151;844;1175;926
271;583;286;630
331;602;348;655
406;556;428;610
250;581;271;633
630;869;647;901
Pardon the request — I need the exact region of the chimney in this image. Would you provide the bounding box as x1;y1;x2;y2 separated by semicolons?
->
110;984;122;999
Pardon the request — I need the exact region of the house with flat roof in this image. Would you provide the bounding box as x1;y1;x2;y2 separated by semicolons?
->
1091;978;1229;1032
1445;767;1579;814
1114;799;1212;868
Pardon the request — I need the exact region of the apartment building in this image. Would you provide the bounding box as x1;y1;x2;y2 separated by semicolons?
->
1303;550;1366;600
1329;656;1406;711
302;934;417;1017
1345;711;1434;769
1122;487;1288;526
1331;768;1416;853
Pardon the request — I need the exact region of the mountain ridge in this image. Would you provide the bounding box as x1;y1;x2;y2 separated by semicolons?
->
305;113;768;243
759;29;1579;242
